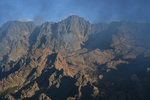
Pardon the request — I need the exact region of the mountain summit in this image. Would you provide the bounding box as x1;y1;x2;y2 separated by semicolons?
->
0;16;150;100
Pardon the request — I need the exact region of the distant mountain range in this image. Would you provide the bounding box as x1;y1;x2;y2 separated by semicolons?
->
0;15;150;100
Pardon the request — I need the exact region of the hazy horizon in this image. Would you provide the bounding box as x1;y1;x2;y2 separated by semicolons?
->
0;0;150;25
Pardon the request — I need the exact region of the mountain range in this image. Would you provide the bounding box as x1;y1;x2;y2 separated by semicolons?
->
0;15;150;100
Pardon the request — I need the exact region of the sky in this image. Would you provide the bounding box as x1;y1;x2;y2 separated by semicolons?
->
0;0;150;25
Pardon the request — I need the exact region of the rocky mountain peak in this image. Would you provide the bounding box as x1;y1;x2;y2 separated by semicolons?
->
62;15;89;23
1;16;150;100
60;15;92;34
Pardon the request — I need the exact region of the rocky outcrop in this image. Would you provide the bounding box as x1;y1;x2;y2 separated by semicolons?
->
0;16;150;100
39;93;52;100
50;53;73;77
0;47;76;100
31;15;92;55
20;82;39;98
0;21;35;61
0;48;51;94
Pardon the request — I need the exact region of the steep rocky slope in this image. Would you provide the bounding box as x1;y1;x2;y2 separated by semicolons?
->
0;15;150;100
31;15;92;55
0;21;35;62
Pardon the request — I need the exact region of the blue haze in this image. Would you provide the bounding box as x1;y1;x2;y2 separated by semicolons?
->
0;0;150;24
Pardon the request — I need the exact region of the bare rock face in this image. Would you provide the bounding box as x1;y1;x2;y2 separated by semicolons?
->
1;16;150;100
0;21;35;61
0;47;75;100
45;52;74;77
107;60;128;69
48;72;61;88
31;15;92;55
20;82;39;98
39;93;52;100
0;48;52;95
4;94;15;100
92;86;99;97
